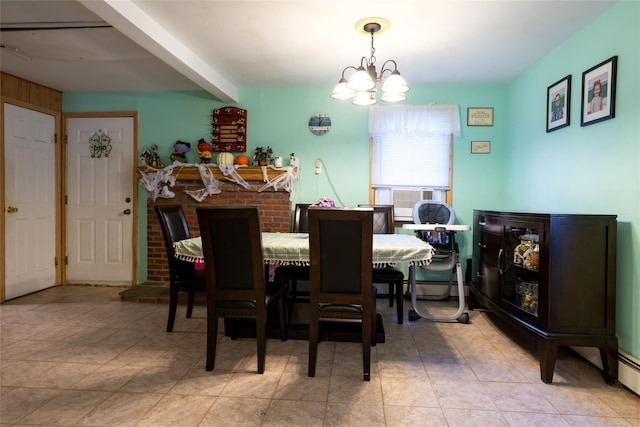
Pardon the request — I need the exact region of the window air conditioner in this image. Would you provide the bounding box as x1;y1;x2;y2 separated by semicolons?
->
392;189;435;221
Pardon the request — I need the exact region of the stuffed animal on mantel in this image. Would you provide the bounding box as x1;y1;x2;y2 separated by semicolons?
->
196;138;213;163
253;146;272;166
169;140;191;163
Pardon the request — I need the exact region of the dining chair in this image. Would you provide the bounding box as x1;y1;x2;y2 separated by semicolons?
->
293;203;312;233
275;203;311;301
359;204;405;324
196;206;289;374
307;207;376;381
155;205;206;332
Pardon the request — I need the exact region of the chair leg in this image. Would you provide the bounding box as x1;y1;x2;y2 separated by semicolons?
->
227;318;239;340
371;291;377;347
308;310;319;377
388;282;394;307
256;313;266;375
166;287;179;332
278;297;288;341
362;309;372;381
206;315;218;371
186;290;196;318
396;280;404;325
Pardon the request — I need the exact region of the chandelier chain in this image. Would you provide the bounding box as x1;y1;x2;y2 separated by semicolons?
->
369;31;377;66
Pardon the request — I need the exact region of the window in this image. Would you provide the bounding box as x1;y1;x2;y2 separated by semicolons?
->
368;105;461;221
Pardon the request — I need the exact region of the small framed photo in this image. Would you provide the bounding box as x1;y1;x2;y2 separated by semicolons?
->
546;75;571;132
581;56;617;127
471;141;490;154
467;107;494;126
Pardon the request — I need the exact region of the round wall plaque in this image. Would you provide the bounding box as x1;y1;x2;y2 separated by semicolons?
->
308;113;331;135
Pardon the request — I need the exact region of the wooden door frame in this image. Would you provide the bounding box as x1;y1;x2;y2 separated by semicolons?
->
0;99;62;302
62;112;139;286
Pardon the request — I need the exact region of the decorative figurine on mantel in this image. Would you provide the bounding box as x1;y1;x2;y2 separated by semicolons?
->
290;153;299;168
253;146;272;166
196;138;213;163
169;140;191;163
140;144;163;168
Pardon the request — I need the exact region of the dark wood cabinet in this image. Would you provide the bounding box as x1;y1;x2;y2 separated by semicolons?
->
470;210;618;384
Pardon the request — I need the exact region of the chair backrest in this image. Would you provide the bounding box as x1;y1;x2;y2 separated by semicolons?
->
412;200;456;225
308;208;373;302
293;203;311;233
196;207;265;301
358;204;394;234
412;201;457;264
155;204;195;281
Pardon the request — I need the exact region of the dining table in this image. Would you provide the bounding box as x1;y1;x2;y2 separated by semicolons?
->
173;232;434;341
174;232;433;268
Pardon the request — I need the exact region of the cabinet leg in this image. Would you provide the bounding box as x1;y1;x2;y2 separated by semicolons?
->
467;290;476;311
538;338;558;384
600;338;619;385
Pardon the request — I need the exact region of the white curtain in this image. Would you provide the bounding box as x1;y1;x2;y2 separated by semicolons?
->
368;104;461;138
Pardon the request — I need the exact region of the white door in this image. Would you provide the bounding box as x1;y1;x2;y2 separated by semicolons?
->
66;117;134;285
4;103;56;299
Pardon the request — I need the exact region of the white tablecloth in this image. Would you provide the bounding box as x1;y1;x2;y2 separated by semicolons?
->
174;232;433;268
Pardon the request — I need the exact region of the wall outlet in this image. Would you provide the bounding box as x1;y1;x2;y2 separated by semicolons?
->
314;159;322;174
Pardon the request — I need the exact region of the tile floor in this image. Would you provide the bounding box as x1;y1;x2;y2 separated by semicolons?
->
1;285;639;426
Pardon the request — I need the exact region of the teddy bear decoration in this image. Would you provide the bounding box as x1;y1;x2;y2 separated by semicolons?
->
169;140;191;163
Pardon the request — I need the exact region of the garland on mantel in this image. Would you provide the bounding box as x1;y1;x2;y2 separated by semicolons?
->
138;162;298;202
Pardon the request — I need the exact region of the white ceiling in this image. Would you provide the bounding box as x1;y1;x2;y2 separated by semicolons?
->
0;0;616;102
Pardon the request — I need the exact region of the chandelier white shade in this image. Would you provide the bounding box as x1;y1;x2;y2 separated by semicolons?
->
380;92;407;103
330;78;356;100
331;19;409;105
352;90;377;106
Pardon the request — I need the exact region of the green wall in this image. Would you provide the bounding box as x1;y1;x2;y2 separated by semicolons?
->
63;86;507;284
62;1;639;361
504;2;640;360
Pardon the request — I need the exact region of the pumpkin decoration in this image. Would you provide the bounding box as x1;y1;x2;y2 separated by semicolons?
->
216;152;234;165
234;154;250;165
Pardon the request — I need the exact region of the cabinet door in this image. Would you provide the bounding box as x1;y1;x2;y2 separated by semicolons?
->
500;220;546;326
547;216;615;334
474;212;503;267
474;257;501;301
473;212;503;303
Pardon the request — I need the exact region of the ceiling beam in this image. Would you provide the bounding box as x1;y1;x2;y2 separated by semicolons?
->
78;0;238;102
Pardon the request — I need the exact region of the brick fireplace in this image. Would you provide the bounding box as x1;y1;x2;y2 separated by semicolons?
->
146;171;293;282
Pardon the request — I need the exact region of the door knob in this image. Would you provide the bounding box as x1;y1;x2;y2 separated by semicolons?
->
6;206;18;214
123;209;131;215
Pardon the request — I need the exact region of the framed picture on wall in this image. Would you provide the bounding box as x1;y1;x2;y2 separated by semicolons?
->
546;75;571;132
581;56;617;127
467;107;494;126
471;141;491;154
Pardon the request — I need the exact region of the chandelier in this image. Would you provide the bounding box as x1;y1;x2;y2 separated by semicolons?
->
330;18;409;106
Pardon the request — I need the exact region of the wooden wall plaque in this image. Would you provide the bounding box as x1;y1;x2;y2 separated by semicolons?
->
212;106;247;152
